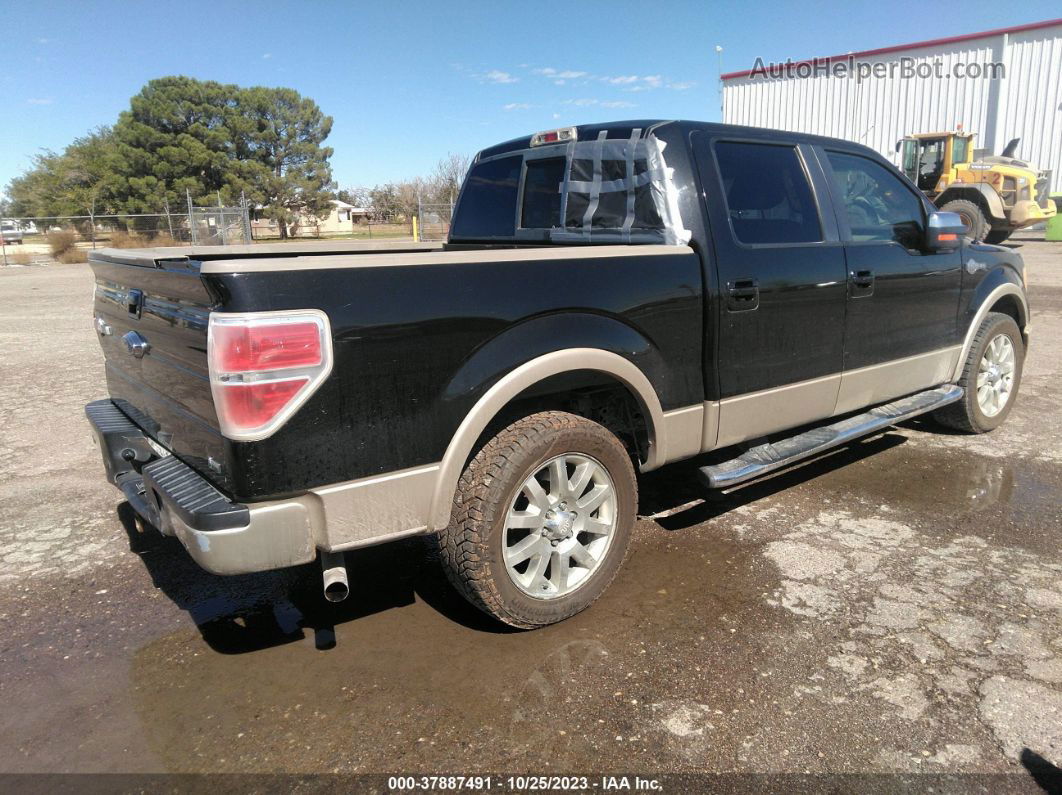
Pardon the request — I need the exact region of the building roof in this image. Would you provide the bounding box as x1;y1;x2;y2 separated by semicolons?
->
721;17;1062;80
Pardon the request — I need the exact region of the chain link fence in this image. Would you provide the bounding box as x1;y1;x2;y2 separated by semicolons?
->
1;198;456;265
248;201;455;242
0;205;252;265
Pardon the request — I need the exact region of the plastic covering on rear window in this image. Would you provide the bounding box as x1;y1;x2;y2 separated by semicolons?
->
543;130;689;245
454;129;691;245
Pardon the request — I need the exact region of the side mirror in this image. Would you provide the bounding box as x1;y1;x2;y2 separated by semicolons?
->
926;211;965;251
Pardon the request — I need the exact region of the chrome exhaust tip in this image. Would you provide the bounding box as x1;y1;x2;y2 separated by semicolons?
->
320;550;349;603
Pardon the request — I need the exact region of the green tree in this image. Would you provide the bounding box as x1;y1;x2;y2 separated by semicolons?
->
112;76;241;214
234;86;335;238
6;128;121;222
5;76;336;237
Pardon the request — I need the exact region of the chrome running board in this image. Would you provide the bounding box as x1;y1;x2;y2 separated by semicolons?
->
698;385;964;490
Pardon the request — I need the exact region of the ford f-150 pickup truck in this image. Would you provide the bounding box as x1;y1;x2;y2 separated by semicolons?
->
86;120;1029;628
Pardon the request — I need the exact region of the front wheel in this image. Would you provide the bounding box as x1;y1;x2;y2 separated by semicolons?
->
437;411;637;629
935;312;1024;433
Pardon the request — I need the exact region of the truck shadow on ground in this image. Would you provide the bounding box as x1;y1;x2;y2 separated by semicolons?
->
117;429;913;656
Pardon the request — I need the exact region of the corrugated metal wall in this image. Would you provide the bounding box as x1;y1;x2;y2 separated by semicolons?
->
723;24;1061;193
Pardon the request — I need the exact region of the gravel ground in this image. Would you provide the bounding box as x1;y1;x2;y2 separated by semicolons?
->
0;238;1059;789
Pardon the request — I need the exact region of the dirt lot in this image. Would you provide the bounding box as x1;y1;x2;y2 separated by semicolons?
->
0;238;1059;788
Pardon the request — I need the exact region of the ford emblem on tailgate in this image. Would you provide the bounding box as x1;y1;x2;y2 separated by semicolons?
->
122;330;151;359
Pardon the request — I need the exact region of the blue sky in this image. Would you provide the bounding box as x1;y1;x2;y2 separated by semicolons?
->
1;1;1057;196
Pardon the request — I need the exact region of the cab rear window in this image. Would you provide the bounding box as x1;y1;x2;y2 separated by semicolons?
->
449;155;521;239
452;131;690;245
521;157;565;229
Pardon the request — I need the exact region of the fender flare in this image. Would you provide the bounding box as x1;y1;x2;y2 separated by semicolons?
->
952;281;1029;381
426;348;665;531
939;184;1007;222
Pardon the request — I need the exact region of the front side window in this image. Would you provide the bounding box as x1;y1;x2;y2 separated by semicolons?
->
826;151;925;249
714;141;822;245
951;136;971;165
450;155;521;239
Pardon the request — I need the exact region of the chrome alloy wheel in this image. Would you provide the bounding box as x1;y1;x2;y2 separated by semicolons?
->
977;334;1016;418
502;453;618;600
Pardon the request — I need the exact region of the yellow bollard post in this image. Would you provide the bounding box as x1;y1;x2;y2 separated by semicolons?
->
412;216;419;243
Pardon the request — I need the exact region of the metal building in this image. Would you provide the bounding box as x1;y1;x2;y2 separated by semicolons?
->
721;19;1062;192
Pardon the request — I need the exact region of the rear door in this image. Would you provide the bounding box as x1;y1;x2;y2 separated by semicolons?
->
818;149;963;413
692;134;848;448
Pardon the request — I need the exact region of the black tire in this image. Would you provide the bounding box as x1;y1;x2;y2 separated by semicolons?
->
984;229;1012;245
934;312;1023;433
941;198;989;241
437;411;637;629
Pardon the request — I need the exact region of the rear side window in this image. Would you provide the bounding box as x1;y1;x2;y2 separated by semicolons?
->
521;157;565;228
450;156;521;239
714;141;822;245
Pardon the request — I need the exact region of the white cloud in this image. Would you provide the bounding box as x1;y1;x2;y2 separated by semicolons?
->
564;98;636;109
27;97;53;105
36;37;52;44
601;74;664;89
668;81;696;90
503;102;531;111
483;69;518;84
262;53;272;59
534;67;588;80
552;113;561;120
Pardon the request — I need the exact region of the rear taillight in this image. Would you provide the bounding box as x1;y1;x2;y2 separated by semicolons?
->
208;311;333;441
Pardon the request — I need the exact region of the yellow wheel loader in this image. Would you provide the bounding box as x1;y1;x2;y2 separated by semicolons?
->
898;131;1056;244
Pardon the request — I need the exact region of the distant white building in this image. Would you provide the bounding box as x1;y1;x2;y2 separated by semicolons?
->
722;19;1062;192
251;199;370;238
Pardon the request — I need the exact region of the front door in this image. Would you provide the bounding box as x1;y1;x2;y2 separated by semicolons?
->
819;148;963;413
693;134;849;448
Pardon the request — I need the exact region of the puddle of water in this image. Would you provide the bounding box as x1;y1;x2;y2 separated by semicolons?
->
128;531;771;773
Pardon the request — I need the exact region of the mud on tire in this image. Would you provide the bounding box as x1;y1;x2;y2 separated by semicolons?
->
436;411;637;629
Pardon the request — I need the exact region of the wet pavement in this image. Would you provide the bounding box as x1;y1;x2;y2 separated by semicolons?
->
0;238;1060;787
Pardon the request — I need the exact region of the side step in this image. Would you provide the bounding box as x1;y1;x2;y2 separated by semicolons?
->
697;385;964;490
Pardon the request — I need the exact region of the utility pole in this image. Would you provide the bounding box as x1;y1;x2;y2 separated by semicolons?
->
716;45;725;118
186;189;198;244
217;190;226;245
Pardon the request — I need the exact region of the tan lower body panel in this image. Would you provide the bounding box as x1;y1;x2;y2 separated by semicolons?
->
714;373;842;450
833;347;961;415
311;463;440;550
703;346;961;454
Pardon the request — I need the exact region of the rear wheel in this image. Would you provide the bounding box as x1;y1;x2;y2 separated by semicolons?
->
941;198;989;241
984;229;1012;245
437;411;637;629
935;312;1023;433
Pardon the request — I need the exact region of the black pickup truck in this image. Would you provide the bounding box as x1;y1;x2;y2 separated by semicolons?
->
86;120;1029;629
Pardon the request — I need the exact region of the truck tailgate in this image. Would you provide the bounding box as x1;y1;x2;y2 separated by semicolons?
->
89;253;228;490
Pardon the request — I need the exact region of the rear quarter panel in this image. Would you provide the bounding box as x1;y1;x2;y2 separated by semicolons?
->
209;249;703;501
